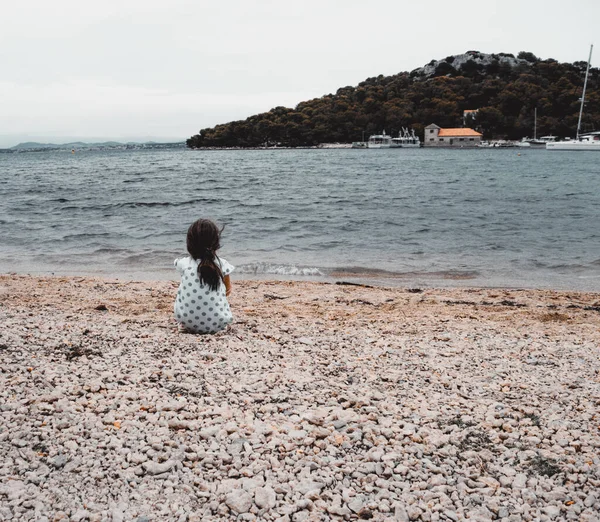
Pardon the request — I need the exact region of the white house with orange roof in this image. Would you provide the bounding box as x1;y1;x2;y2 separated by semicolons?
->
424;124;482;147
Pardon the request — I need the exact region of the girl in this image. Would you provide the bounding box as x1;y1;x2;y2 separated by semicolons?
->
174;219;234;334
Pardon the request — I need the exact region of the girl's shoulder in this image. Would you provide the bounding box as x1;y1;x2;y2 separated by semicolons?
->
216;256;235;276
174;256;197;273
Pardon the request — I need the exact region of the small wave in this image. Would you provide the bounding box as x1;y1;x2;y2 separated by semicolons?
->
62;232;112;241
330;267;479;280
87;198;220;211
237;263;324;276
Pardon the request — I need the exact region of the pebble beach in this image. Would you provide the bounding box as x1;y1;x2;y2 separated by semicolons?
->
1;275;600;521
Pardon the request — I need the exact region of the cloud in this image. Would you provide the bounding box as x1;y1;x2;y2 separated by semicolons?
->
1;0;598;145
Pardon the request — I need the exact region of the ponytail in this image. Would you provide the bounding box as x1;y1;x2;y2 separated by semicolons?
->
198;249;224;292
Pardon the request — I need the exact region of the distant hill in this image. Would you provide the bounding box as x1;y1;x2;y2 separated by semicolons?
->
187;50;600;147
9;141;185;151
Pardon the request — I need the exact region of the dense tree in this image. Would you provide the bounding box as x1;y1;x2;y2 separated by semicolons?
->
186;52;600;148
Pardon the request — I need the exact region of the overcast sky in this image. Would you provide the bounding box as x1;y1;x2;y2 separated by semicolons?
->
1;0;598;147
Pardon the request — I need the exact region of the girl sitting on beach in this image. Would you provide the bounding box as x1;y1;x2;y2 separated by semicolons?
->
174;218;234;334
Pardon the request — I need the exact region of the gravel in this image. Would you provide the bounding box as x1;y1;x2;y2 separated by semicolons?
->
1;275;599;521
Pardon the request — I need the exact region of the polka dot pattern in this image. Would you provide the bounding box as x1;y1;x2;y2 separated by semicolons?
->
173;255;234;334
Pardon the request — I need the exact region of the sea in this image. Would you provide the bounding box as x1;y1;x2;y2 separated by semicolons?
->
1;147;599;291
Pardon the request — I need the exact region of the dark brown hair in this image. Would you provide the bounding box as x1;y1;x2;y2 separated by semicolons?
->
186;219;224;291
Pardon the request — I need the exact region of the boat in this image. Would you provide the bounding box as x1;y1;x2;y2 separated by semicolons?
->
518;136;557;148
390;128;421;148
547;45;600;151
518;108;557;148
546;131;600;150
367;131;392;148
352;131;368;149
477;140;517;148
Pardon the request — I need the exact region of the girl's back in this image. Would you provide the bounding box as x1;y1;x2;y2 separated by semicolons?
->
173;219;234;334
174;255;233;333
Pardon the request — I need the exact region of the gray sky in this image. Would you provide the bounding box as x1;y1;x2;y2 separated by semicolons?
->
1;0;598;147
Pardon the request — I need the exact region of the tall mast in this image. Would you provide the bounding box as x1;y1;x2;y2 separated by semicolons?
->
576;44;593;140
534;107;537;140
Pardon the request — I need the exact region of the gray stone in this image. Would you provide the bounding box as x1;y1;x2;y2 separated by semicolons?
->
512;473;527;489
50;454;69;469
296;480;324;495
225;489;253;514
255;486;277;509
142;460;176;475
543;505;561;519
393;503;410;522
71;510;90;522
327;506;351;516
348;497;365;514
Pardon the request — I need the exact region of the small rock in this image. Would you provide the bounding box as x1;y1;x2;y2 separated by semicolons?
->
444;510;458;522
543;505;561;519
512;473;527;489
393;503;410;522
142;460;175;475
50;455;69;469
327;506;351;517
225;489;253;514
348;497;365;514
255;487;277;509
71;510;90;522
296;480;324;495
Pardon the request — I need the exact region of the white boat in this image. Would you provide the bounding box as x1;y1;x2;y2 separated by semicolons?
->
518;136;557;148
477;140;516;148
518;108;557;148
547;45;600;151
368;131;392;148
352;131;368;149
546;131;600;150
391;128;421;148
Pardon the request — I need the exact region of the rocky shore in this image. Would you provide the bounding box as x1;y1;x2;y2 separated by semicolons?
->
1;275;599;521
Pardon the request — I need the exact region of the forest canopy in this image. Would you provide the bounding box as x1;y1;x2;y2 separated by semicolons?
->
187;51;600;148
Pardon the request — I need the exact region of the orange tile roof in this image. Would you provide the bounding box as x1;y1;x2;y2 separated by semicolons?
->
438;128;482;137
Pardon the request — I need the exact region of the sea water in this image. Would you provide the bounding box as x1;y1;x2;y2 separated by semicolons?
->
1;147;599;290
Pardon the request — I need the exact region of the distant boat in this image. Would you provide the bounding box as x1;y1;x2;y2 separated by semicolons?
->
547;45;600;151
477;140;516;148
518;136;557;148
518;108;557;148
390;128;421;148
367;130;392;148
352;131;368;149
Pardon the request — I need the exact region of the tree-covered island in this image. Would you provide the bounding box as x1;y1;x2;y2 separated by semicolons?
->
187;51;599;148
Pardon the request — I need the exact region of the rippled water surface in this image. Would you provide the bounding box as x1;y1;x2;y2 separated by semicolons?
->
1;148;599;289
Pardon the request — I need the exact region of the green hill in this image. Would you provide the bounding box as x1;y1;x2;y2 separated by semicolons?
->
187;51;599;148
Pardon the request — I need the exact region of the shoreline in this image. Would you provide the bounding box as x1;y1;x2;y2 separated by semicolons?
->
1;275;600;520
2;266;599;294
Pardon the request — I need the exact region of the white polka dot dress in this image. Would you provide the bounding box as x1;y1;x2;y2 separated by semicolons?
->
173;256;234;334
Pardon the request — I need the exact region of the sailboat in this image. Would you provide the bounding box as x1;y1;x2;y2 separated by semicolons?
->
547;45;600;151
518;108;557;148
